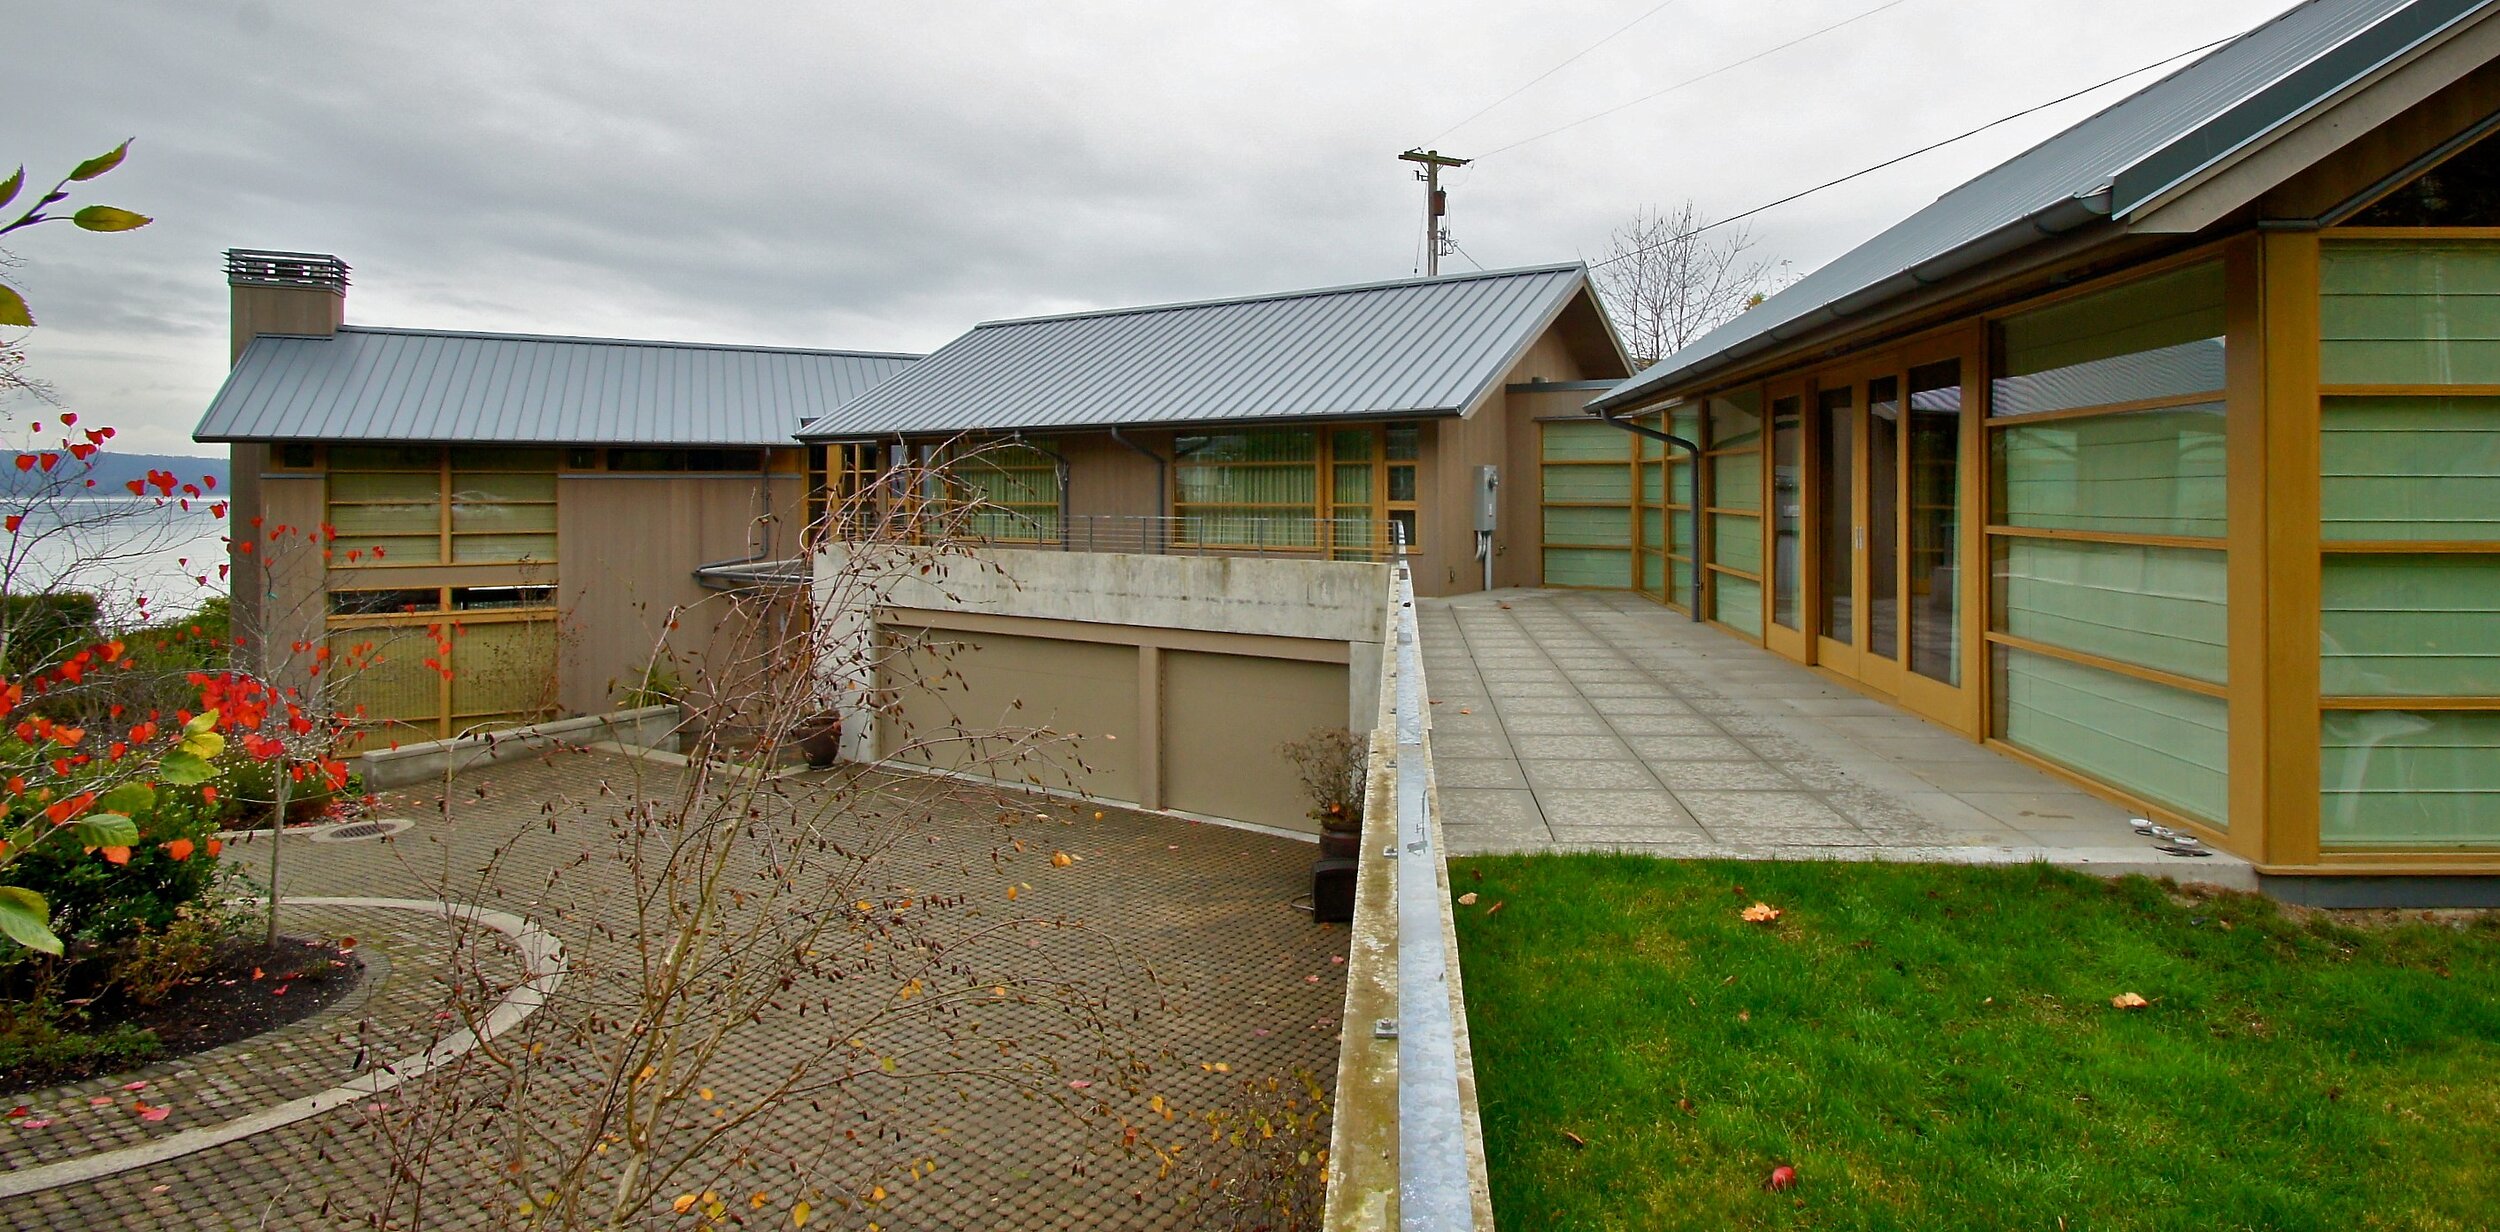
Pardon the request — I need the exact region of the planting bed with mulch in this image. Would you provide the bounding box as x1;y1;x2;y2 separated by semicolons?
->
1;935;362;1096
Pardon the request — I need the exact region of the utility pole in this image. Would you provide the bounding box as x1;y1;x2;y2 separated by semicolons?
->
1399;148;1471;276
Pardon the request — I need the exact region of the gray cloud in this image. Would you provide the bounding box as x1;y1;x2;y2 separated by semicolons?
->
7;0;2286;454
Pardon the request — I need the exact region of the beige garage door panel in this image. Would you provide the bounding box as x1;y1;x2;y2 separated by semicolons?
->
1164;651;1347;833
877;626;1139;802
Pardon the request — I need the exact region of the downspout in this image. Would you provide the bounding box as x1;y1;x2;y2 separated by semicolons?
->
1601;414;1704;622
1107;427;1168;554
1007;431;1071;549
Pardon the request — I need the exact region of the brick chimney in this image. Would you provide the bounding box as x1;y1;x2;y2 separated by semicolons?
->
226;249;348;362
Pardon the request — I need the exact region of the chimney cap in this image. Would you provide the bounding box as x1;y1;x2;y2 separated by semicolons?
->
226;249;349;294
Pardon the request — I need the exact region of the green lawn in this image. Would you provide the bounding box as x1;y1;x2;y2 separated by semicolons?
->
1450;856;2500;1231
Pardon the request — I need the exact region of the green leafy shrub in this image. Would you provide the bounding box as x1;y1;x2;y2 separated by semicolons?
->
4;774;225;945
0;591;100;677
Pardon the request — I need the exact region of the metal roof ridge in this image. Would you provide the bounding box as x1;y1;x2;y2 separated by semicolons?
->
964;261;1589;330
331;325;923;360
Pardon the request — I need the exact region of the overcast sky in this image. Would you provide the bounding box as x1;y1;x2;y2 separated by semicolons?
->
9;0;2291;455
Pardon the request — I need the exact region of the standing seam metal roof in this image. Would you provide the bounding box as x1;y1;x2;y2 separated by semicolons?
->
1595;0;2490;410
194;326;921;446
795;263;1618;439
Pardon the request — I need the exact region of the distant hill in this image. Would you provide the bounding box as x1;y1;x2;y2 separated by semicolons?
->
0;451;229;498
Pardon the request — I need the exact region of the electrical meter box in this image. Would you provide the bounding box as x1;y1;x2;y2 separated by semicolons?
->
1473;465;1500;533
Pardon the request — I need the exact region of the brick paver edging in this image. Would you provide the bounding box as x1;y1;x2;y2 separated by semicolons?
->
0;896;567;1199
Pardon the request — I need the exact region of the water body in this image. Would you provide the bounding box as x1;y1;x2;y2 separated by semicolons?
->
7;499;233;621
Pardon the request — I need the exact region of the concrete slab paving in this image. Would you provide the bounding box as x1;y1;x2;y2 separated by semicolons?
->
1422;589;2253;887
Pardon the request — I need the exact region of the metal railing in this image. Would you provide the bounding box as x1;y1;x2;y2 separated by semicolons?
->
831;511;1408;561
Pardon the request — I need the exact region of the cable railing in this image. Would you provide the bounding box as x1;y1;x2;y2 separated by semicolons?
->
827;511;1409;562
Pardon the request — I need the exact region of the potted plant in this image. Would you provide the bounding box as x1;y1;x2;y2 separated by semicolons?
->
1280;728;1366;861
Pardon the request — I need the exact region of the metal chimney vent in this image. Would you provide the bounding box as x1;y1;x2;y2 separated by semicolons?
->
225;249;350;293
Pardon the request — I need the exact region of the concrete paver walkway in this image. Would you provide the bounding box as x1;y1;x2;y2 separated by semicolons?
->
1423;590;2250;886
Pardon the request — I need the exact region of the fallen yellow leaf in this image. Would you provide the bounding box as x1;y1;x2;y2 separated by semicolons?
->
1457;892;1479;905
2111;991;2150;1010
792;1200;812;1227
673;1194;698;1214
1740;902;1782;924
1050;851;1074;867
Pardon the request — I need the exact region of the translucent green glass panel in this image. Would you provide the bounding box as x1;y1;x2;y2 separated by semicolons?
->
330;627;442;726
1670;510;1695;557
332;472;440;503
2322;555;2500;696
331;536;440;565
450;620;557;717
1670;406;1704;446
1993;406;2226;536
2321;710;2500;847
1993;262;2225;416
330;446;439;471
2320;241;2500;384
2320;396;2500;540
1668;460;1694;506
1669;557;1697;604
1639;461;1664;504
1541;465;1630;503
1711;513;1762;576
1544;506;1631;547
1541;420;1635;461
1330;429;1374;461
1993;645;2229;826
329;502;437;535
1993;539;2227;682
1713;574;1763;637
1709;452;1761;510
1638;550;1667;596
1544;548;1632;588
1639;508;1664;550
452;533;557;563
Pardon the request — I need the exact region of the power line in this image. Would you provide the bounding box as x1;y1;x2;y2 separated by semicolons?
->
1588;31;2237;272
1479;0;1921;160
1425;0;1688;145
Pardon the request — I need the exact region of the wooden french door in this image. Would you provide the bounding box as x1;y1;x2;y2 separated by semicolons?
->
1796;359;1910;696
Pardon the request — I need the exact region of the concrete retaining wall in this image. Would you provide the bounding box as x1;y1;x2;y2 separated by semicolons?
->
359;705;679;790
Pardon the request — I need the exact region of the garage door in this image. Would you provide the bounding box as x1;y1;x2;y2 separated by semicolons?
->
877;626;1140;802
1163;651;1347;832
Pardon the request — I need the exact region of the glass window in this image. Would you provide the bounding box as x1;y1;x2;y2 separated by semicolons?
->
1992;406;2226;537
2321;395;2500;540
2346;133;2500;227
1993;539;2228;683
1770;396;1803;630
1174;429;1320;549
275;442;317;468
1993;645;2229;826
1713;573;1763;638
330;589;440;617
1907;360;1963;684
1707;390;1762;448
452;585;556;611
2322;555;2500;696
2321;710;2500;847
328;447;558;565
1992;262;2225;416
2321;240;2500;384
949;442;1062;543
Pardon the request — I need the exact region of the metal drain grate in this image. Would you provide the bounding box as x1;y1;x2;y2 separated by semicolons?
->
308;817;416;843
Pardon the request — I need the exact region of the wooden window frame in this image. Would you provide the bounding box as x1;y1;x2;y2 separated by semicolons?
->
326;446;559;569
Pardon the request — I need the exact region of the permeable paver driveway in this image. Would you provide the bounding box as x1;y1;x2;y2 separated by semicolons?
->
1421;589;2247;885
4;752;1343;1231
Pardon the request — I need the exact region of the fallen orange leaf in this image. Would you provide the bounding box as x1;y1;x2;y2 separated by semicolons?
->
1740;902;1782;924
2111;991;2150;1010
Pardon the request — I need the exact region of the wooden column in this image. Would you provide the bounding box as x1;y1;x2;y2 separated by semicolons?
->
2260;231;2325;868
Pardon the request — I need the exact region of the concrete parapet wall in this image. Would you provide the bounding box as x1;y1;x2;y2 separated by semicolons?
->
825;545;1389;644
359;705;679;790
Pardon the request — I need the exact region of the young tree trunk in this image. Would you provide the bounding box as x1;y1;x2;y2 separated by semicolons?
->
266;762;289;948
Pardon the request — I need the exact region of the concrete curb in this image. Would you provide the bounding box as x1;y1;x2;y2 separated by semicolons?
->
0;896;568;1198
360;706;678;790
